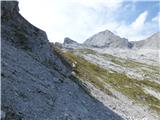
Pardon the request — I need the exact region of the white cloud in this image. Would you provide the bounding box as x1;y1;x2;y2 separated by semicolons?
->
113;11;158;41
88;10;158;41
18;0;158;43
152;12;160;23
131;11;148;29
19;0;123;43
75;0;123;9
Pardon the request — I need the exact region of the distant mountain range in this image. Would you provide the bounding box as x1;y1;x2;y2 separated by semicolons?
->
62;30;160;50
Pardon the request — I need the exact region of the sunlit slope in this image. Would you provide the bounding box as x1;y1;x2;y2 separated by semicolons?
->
62;49;160;113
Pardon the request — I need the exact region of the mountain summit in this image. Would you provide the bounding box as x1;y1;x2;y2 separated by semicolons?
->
63;37;78;45
83;30;133;48
62;37;83;49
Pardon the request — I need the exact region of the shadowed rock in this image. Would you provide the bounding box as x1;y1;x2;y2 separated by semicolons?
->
1;1;124;120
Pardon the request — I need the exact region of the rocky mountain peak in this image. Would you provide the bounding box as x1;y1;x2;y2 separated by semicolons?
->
100;29;114;35
83;29;131;48
63;37;78;45
62;37;83;49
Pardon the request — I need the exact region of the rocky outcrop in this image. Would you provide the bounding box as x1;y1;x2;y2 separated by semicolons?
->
1;1;123;120
63;37;78;45
1;1;71;75
54;42;63;49
62;37;83;49
83;30;133;49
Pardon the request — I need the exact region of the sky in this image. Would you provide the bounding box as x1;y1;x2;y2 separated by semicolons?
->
19;0;160;43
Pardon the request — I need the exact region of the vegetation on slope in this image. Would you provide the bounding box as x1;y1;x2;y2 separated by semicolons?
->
77;48;160;82
64;51;113;96
63;50;160;113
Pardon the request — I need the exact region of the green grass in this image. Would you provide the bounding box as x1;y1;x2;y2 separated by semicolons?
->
77;48;97;55
77;48;160;83
140;80;160;91
63;51;160;113
103;72;160;112
64;51;113;96
77;48;160;70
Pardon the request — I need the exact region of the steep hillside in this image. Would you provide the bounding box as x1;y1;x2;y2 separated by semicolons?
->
59;32;160;119
1;1;124;120
61;48;160;120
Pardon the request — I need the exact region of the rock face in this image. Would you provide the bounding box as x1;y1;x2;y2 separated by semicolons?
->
1;1;70;76
63;37;78;45
1;1;123;120
132;32;160;49
54;42;63;48
63;37;83;49
83;30;133;48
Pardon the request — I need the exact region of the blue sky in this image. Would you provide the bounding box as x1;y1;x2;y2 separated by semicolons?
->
118;1;159;24
19;0;159;43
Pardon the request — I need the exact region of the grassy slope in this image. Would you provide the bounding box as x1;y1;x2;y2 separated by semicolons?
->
78;48;160;83
63;50;160;113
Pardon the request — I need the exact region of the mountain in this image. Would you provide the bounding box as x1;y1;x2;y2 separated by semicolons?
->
62;37;83;49
60;47;160;119
62;31;159;50
63;37;78;45
83;30;133;48
2;1;159;120
59;30;160;119
62;30;159;65
1;1;124;120
132;32;160;49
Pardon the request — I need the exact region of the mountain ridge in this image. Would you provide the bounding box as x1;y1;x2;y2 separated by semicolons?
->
62;30;159;50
